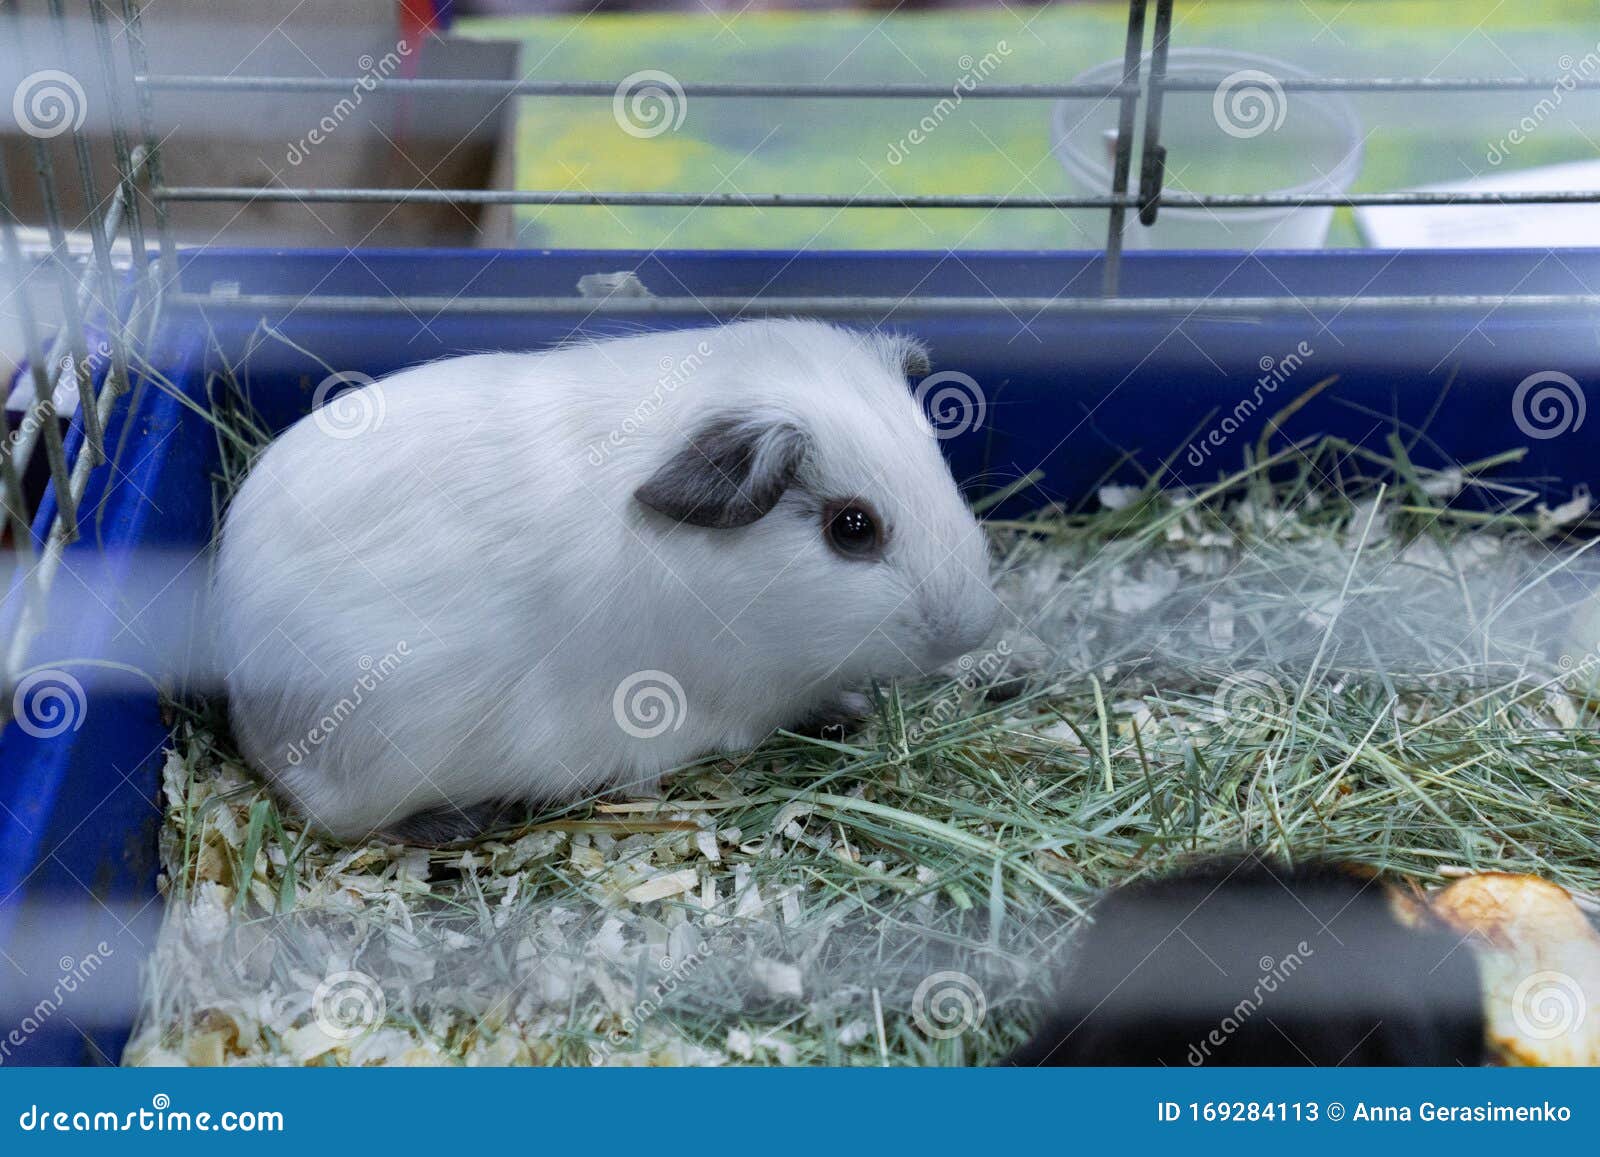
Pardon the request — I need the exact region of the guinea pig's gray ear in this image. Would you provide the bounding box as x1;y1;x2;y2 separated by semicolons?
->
635;414;809;529
878;333;931;380
898;337;932;380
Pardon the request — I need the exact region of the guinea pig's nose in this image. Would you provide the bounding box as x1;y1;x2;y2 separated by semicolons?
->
920;584;1002;664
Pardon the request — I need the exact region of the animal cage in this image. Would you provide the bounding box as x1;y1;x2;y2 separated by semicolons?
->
2;0;1599;1065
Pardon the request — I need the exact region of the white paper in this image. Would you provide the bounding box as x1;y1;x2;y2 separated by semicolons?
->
1356;158;1600;249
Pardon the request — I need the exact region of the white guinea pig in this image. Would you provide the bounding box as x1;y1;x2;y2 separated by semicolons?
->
215;319;1001;843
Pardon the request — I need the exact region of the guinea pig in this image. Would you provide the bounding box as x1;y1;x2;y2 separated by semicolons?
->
1007;856;1486;1066
214;319;1001;843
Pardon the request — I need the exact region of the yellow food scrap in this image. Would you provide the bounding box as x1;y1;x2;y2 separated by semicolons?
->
1430;873;1600;1066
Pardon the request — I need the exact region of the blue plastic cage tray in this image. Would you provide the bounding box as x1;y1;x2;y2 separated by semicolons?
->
3;246;1599;1064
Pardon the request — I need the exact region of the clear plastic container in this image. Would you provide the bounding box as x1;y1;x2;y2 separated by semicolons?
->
1053;49;1364;250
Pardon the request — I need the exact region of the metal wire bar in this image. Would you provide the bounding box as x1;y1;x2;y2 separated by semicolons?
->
69;0;138;424
46;0;117;469
3;7;79;542
140;76;1137;99
1136;0;1175;228
0;157;143;702
0;7;147;563
122;0;175;275
153;187;1600;209
32;149;104;475
1;311;130;690
1151;77;1600;92
132;16;1600;301
90;0;149;281
13;171;138;489
0;1;151;714
1100;0;1149;295
136;74;1600;96
26;172;96;542
169;290;1600;316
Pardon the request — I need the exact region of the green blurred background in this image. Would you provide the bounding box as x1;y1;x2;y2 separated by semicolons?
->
463;0;1600;250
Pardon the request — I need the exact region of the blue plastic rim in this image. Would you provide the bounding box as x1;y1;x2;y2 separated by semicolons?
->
2;246;1598;1065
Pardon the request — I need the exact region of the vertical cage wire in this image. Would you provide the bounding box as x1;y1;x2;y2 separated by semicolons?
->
46;0;135;438
2;0;151;708
3;6;79;545
1135;0;1175;229
90;0;147;281
118;0;172;276
1101;0;1151;294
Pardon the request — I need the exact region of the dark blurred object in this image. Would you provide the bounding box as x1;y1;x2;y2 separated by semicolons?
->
1009;856;1486;1067
1;1;515;247
456;0;1056;11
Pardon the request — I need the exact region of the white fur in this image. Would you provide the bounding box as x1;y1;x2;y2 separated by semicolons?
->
215;320;1000;839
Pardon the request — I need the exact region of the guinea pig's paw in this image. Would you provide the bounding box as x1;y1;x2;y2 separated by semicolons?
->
383;799;517;847
788;690;875;742
832;690;875;720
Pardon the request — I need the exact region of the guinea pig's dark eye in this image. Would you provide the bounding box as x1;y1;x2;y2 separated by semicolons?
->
823;501;883;559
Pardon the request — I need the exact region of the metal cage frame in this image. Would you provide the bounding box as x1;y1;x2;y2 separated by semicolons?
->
4;0;1600;706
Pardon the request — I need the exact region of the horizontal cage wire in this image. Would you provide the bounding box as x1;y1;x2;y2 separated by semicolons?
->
2;0;1600;714
123;0;1600;307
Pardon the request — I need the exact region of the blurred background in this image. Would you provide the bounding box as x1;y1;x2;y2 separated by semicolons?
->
4;0;1596;247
